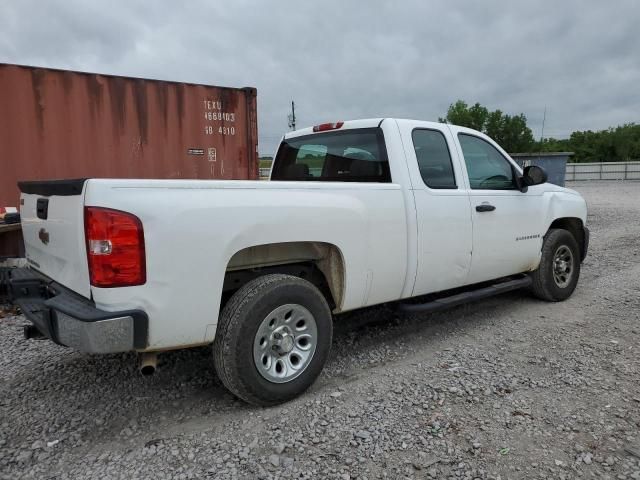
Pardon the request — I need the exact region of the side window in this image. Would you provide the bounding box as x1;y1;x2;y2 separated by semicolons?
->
412;129;456;189
458;134;516;190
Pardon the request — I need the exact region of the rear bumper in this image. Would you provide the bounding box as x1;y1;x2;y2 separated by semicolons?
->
3;267;147;353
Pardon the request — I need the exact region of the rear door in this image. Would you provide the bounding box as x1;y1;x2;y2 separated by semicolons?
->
397;120;473;296
19;180;91;298
452;129;545;284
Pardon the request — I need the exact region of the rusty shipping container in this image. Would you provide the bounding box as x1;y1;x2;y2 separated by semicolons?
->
0;63;259;207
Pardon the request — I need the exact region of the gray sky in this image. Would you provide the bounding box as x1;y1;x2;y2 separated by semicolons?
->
1;0;639;155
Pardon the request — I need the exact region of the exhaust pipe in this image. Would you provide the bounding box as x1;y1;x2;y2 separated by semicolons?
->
139;352;158;376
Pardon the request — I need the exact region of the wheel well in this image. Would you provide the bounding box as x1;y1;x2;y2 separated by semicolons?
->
548;217;585;257
223;242;345;311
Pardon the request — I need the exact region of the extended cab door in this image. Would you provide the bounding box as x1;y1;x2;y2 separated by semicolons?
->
397;121;473;296
451;128;545;284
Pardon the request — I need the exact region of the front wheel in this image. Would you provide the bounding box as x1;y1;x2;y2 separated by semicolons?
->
213;274;333;406
530;228;581;302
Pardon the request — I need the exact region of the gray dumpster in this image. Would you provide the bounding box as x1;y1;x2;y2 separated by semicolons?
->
510;152;573;187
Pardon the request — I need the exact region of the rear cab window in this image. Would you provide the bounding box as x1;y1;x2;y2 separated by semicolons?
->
271;128;391;182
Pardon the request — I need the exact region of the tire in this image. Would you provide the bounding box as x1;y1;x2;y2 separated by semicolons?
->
213;274;333;406
530;228;581;302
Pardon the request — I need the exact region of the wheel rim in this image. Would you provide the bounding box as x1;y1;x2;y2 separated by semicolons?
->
253;304;318;384
552;245;574;288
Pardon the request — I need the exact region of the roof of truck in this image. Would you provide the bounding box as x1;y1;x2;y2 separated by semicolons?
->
284;118;385;139
284;118;457;140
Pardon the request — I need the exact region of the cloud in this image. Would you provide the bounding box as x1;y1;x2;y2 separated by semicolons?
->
1;0;638;154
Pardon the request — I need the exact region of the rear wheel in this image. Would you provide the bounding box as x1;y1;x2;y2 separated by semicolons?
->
530;228;580;301
213;274;332;406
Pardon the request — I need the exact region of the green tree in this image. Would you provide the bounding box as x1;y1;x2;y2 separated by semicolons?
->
533;123;640;163
440;100;534;152
438;100;488;131
438;100;470;127
484;109;505;140
467;103;489;131
500;114;535;153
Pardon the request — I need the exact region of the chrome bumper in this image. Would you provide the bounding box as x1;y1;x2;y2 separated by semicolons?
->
56;311;136;354
4;267;147;354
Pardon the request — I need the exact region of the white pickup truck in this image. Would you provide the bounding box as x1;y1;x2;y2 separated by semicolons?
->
3;118;588;405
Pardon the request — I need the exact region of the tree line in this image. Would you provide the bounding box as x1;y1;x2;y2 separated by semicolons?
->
440;100;640;162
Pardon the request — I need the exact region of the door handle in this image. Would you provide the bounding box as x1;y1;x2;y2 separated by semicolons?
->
476;204;496;212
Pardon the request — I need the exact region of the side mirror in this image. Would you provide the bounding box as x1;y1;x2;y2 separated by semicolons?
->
522;165;548;186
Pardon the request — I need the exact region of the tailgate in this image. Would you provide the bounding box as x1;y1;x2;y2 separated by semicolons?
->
19;179;91;298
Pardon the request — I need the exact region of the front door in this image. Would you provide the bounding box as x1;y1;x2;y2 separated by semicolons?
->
454;132;545;284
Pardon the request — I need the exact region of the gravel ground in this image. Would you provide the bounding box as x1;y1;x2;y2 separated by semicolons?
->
1;181;639;480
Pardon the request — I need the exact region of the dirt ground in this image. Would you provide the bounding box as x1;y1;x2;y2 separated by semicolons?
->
1;181;639;480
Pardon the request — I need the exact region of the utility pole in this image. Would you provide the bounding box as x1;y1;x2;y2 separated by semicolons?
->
540;106;547;143
288;101;296;131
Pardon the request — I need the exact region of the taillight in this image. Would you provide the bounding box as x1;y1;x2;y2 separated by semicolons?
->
312;122;344;132
84;207;146;288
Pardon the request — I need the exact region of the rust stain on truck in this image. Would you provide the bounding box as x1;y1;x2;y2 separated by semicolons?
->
0;63;259;206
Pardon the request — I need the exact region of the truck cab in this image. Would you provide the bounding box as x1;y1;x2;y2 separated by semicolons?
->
272;119;587;295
